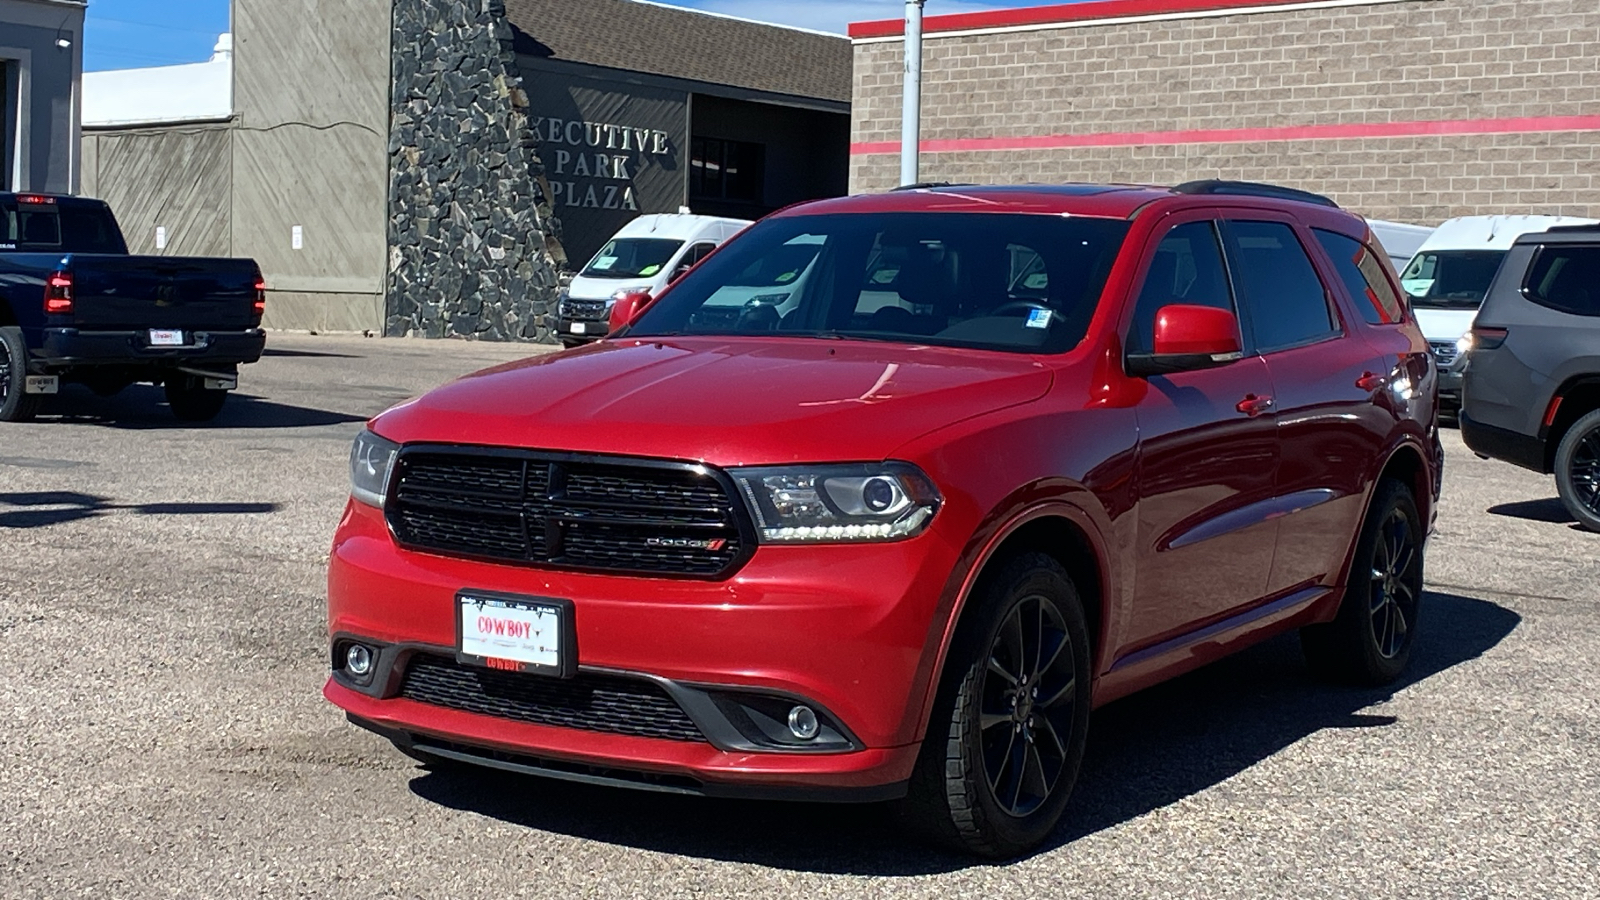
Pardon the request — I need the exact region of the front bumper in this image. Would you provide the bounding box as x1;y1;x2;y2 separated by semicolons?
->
553;315;610;342
325;500;956;794
36;327;266;370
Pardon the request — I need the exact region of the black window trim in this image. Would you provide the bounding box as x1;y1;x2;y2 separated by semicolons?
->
1520;242;1600;318
1220;217;1345;356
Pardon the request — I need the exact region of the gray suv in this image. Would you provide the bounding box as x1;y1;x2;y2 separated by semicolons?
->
1461;225;1600;532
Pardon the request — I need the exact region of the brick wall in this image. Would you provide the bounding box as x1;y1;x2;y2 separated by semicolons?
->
850;0;1600;222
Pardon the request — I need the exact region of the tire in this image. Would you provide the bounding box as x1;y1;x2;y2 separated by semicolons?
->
900;552;1093;859
0;325;42;423
1301;479;1424;686
1555;409;1600;533
164;374;229;422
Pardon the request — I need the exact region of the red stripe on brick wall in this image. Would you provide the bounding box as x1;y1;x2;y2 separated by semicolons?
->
848;0;1347;39
849;115;1600;155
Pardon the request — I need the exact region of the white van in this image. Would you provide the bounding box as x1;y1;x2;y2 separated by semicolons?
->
555;213;751;345
1400;214;1598;407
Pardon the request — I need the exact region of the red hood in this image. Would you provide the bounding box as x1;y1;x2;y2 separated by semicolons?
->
371;337;1052;465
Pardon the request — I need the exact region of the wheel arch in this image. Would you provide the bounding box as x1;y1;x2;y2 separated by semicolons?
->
1544;376;1600;472
1375;439;1434;527
912;500;1114;743
0;297;16;328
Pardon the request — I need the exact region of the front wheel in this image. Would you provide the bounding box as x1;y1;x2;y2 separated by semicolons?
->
901;552;1092;859
1301;479;1424;685
164;375;230;422
0;326;42;423
1555;409;1600;533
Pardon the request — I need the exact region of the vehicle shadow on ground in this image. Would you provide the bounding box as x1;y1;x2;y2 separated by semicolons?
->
1488;498;1574;524
0;490;278;528
407;590;1519;875
262;347;361;359
35;384;367;429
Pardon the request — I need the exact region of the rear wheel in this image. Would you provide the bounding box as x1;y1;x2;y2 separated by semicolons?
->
0;326;42;423
1555;409;1600;533
901;552;1092;859
1301;479;1424;685
164;374;229;422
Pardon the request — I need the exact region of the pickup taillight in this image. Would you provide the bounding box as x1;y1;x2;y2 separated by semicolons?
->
253;274;266;319
44;271;74;315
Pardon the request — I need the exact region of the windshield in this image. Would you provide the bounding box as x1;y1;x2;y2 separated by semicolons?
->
625;212;1131;354
1400;250;1506;309
581;238;683;279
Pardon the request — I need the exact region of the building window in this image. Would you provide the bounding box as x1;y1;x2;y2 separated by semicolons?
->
690;137;765;205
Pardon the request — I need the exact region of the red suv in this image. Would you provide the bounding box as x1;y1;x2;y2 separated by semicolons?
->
326;181;1442;857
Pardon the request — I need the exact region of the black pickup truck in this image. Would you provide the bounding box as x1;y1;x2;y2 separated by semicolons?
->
0;192;267;422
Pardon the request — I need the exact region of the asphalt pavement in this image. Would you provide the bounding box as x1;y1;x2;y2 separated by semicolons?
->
1;333;1596;899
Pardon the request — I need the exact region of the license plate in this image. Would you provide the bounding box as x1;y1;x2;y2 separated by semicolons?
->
149;329;185;346
456;591;574;677
24;375;59;395
568;321;587;334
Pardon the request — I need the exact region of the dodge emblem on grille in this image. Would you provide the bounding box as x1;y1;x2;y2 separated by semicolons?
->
645;536;727;551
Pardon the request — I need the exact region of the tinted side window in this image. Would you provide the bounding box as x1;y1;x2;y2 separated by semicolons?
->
1127;221;1235;354
1314;229;1406;324
1524;245;1600;317
1226;221;1337;350
685;242;717;266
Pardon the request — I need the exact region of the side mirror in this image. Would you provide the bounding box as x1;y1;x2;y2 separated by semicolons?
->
669;263;693;283
1126;304;1243;377
608;290;651;334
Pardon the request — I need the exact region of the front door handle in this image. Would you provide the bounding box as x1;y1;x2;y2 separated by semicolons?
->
1236;394;1275;416
1356;371;1388;391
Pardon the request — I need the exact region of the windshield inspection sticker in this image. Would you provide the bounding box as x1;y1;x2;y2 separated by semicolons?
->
1026;309;1054;329
638;264;661;276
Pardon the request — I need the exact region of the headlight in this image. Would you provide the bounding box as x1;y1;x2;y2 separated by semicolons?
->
555;290;570;315
349;429;400;508
730;463;940;543
1456;333;1472;355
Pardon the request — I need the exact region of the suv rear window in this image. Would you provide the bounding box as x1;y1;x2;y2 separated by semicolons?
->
1524;245;1600;317
628;212;1130;354
1314;229;1407;324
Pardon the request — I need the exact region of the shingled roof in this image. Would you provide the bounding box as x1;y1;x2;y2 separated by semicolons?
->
502;0;851;104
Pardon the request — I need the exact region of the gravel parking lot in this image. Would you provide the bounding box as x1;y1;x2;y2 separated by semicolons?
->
2;333;1597;899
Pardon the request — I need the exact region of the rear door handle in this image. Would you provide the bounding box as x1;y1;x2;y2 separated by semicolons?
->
1356;371;1388;391
1236;394;1275;416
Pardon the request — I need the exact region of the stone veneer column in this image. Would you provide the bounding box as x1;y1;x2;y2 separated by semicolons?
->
387;0;565;340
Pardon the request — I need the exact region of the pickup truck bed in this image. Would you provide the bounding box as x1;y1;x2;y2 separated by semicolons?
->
0;192;266;422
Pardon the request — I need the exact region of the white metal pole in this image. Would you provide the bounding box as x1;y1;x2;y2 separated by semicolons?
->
900;0;926;187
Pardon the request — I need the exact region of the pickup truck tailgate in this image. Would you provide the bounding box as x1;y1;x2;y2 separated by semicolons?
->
65;256;260;330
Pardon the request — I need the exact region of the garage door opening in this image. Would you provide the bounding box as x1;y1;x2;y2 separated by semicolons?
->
0;60;14;191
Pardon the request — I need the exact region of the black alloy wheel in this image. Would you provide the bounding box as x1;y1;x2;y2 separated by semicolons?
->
1555;409;1600;533
0;325;42;423
902;552;1092;858
1301;479;1424;686
980;594;1078;818
1367;504;1421;660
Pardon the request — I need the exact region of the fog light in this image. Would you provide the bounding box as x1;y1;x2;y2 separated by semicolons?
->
345;644;373;677
787;705;820;741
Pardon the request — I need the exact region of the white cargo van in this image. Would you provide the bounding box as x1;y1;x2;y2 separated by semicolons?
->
1399;214;1597;408
1367;219;1435;270
555;213;751;345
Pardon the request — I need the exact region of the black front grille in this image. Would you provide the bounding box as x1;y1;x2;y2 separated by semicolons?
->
562;298;608;320
388;448;746;577
400;654;706;743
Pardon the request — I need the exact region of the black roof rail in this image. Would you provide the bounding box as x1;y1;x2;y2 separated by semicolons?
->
1172;180;1339;208
889;182;974;191
1539;223;1600;234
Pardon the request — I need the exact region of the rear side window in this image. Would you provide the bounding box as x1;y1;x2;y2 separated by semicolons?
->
1314;229;1407;324
1126;221;1235;354
1524;245;1600;317
1225;221;1338;351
